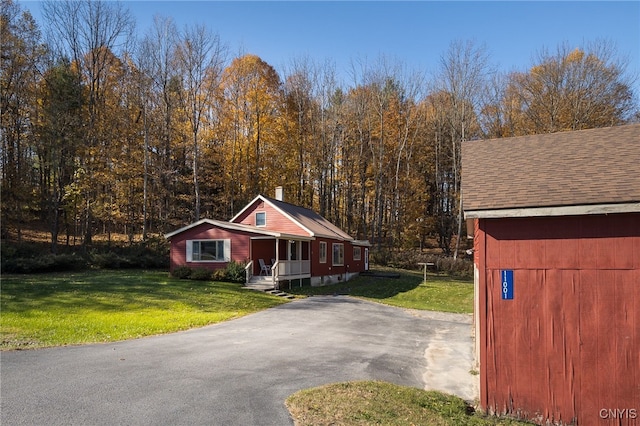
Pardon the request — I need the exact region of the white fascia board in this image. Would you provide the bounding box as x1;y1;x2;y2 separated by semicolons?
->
164;218;313;240
314;232;352;240
464;202;640;219
164;218;215;239
261;197;315;237
216;221;314;240
229;195;263;223
250;234;314;241
229;195;314;237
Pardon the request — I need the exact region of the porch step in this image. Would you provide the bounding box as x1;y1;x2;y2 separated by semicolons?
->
244;282;275;292
243;280;295;299
265;289;296;300
243;284;295;299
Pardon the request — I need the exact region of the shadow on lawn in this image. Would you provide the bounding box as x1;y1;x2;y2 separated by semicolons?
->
0;270;258;314
288;268;431;299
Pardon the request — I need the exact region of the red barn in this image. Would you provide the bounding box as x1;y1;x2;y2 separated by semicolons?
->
165;188;370;288
462;124;640;425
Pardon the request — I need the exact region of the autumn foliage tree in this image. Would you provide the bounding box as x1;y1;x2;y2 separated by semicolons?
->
481;41;636;136
218;54;285;215
175;24;226;222
35;59;84;251
2;1;638;258
1;0;44;239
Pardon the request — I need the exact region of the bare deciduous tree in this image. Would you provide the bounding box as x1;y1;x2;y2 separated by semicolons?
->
175;24;226;221
42;0;134;245
432;40;491;257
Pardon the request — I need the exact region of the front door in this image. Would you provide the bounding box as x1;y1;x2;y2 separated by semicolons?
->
364;248;369;271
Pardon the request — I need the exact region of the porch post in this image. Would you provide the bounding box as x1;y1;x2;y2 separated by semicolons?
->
275;238;279;271
273;238;280;288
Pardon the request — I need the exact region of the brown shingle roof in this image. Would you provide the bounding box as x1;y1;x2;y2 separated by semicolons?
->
461;124;640;213
261;196;354;240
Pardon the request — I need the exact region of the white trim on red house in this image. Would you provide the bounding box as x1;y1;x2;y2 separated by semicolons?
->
464;202;640;219
186;239;231;262
164;218;313;241
255;211;267;227
230;195;316;237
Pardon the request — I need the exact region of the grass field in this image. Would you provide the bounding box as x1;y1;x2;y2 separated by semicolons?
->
1;268;533;424
288;268;474;314
0;270;287;350
1;268;472;350
287;381;534;425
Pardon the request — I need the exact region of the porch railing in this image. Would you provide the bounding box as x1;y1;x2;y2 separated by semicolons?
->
273;260;310;278
244;260;254;284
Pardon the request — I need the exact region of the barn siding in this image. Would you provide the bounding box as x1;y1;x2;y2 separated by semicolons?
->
478;213;639;425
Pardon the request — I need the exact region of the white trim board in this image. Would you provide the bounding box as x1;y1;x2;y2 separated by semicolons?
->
464;202;640;219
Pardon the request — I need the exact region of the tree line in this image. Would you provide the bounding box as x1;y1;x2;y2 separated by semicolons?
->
2;0;637;257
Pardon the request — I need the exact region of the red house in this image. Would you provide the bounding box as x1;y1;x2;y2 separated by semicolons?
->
462;124;640;425
165;188;370;288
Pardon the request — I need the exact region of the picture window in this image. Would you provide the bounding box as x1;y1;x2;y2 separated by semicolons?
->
188;240;229;262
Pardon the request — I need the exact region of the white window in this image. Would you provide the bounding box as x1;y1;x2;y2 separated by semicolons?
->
332;243;344;266
319;242;327;263
255;212;266;227
186;239;231;262
353;246;361;261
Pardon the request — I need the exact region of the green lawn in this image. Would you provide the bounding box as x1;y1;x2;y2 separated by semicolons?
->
286;381;534;425
0;270;288;350
2;269;529;424
1;268;471;350
288;268;474;314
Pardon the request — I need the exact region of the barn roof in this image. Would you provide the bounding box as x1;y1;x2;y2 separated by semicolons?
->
462;124;640;218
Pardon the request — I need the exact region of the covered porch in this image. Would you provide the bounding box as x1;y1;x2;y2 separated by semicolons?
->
245;235;312;288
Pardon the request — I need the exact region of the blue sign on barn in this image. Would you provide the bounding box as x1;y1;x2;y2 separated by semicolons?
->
501;270;514;300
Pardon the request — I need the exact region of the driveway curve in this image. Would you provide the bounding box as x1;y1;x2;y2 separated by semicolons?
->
1;296;475;425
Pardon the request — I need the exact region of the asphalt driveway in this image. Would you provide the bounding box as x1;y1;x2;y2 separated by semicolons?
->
1;296;475;425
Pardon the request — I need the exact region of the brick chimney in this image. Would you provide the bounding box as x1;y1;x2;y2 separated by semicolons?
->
275;186;284;201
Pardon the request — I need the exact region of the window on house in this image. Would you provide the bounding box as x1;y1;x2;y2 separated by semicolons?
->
188;240;230;262
353;246;361;261
255;212;266;226
319;242;327;263
332;243;344;266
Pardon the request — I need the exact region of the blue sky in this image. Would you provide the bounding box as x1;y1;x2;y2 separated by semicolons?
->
23;1;640;89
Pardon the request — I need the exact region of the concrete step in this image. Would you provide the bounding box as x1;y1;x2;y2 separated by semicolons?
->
266;290;295;300
244;279;295;299
244;283;275;292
